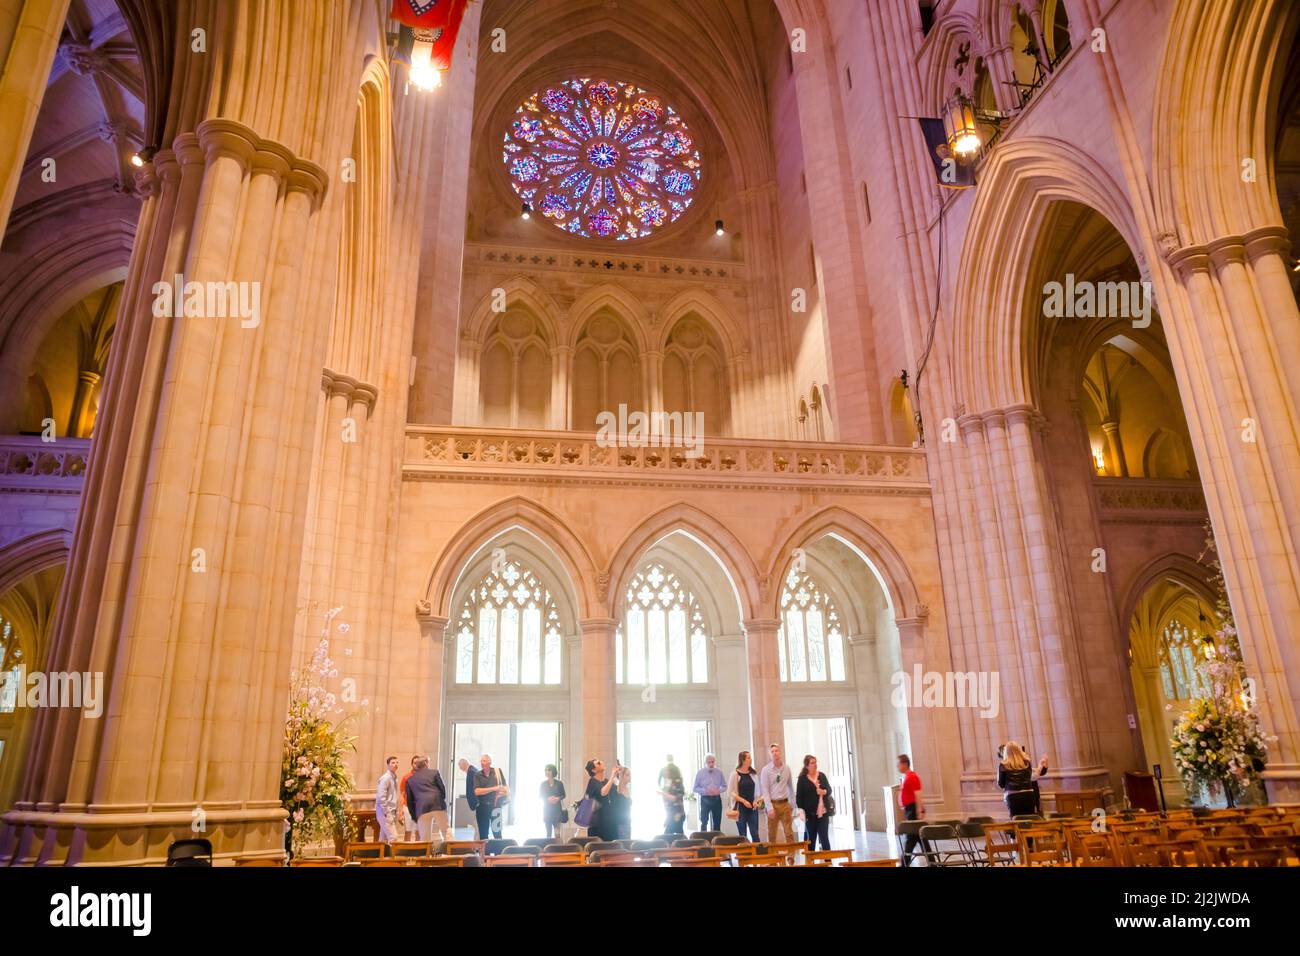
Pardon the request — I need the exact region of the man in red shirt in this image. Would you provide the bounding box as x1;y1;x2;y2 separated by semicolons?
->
398;755;418;841
898;754;924;865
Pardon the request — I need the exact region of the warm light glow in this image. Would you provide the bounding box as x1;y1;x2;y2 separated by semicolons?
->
131;153;144;167
715;219;725;236
952;131;982;157
1092;446;1106;474
943;96;981;159
408;43;442;92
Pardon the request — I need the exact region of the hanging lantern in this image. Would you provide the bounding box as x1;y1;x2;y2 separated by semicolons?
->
390;0;469;92
942;93;982;160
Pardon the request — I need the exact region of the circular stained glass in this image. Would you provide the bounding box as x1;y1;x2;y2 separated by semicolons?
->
503;78;703;240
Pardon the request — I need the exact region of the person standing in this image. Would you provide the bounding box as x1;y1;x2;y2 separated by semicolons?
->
403;755;449;843
375;755;400;844
583;758;619;841
728;751;761;841
398;755;419;841
997;741;1048;818
759;743;797;843
611;762;633;840
693;754;726;832
795;754;833;852
472;753;508;839
657;755;686;835
897;754;924;865
540;764;567;840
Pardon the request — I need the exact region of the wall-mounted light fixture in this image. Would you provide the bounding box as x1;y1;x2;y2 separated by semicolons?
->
942;94;982;160
715;219;725;236
521;202;532;220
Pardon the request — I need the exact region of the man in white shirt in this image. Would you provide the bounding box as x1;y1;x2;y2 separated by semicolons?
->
375;755;399;843
759;742;797;843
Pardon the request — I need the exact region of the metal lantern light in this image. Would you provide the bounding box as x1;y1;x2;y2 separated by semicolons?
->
942;94;982;160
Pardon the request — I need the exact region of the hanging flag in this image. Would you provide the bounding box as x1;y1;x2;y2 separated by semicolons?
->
390;0;469;87
917;117;976;189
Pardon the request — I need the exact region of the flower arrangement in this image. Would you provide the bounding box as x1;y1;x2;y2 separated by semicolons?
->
1168;523;1272;806
280;607;359;855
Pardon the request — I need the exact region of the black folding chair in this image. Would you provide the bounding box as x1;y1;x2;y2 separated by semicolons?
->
166;838;212;867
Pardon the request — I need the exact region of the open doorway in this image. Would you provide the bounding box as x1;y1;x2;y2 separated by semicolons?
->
616;719;711;838
450;721;561;838
785;716;857;841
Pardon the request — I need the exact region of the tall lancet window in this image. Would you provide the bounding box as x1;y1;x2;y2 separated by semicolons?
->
778;567;847;683
615;563;708;685
454;559;562;685
0;615;23;713
1158;618;1209;702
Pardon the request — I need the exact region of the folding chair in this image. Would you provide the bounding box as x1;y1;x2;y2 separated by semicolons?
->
920;824;968;867
956;821;989;865
985;823;1020;866
166;839;213;868
485;854;533;866
803;849;854;866
503;844;541;858
392;841;433;859
895;820;926;864
484;838;516;856
539;851;585;866
345;841;390;862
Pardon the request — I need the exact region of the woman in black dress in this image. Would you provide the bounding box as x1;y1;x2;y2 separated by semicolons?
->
728;750;761;841
583;758;620;841
540;764;566;839
795;754;833;851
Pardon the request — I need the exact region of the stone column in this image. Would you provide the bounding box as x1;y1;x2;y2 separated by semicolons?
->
551;345;572;429
415;610;448;763
68;370;101;438
0;0;70;238
743;618;784;761
579;618;617;769
1100;420;1127;476
641;349;663;416
566;633;584;807
894;613;946;810
712;633;749;769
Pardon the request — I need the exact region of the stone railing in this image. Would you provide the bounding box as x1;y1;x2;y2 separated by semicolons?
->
404;426;929;494
1092;477;1207;521
0;435;90;494
464;242;748;285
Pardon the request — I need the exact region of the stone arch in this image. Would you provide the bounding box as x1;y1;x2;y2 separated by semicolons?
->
423;497;599;622
462;276;565;348
0;530;72;599
1117;552;1218;643
604;503;761;624
0;224;133;432
655;288;745;359
1152;0;1300;246
763;506;924;620
922;13;985;115
566;284;652;353
950;137;1141;412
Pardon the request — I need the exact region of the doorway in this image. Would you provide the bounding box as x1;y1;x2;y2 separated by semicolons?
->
450;721;561;837
616;719;712;838
785;716;857;839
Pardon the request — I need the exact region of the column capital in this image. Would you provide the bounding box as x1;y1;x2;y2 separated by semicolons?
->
712;633;745;648
196;118;260;167
742;617;781;633
579;617;619;632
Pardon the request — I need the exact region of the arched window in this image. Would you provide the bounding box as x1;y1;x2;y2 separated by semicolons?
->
778;567;847;683
1157;618;1209;701
1043;0;1072;68
571;312;641;430
479;311;550;428
0;615;23;713
454;559;562;685
615;563;708;685
662;316;727;435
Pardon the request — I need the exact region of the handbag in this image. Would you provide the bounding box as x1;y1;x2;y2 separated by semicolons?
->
574;796;595;828
725;808;740;820
822;776;836;817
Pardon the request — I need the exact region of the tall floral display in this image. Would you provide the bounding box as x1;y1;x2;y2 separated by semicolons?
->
1168;524;1272;806
281;607;358;855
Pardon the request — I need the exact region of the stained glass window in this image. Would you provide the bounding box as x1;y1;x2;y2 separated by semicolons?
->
455;560;562;685
615;563;708;684
778;567;847;683
503;78;702;240
1158;619;1209;701
0;616;23;713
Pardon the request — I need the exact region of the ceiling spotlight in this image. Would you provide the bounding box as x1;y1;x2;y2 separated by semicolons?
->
715;219;725;236
521;202;532;220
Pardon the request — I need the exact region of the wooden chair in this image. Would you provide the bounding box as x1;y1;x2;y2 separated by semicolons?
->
539;851;585;866
1212;824;1249;838
842;858;898;867
485;854;533;867
1069;833;1117;866
391;841;433;859
290;856;343;867
761;841;808;859
654;847;704;863
984;823;1020;866
804;849;855;866
413;855;467;867
1017;826;1067;866
1124;844;1165;866
1257;823;1297;837
1152;839;1212;867
234;856;284;867
1227;847;1287;867
669;856;724;866
360;858;409;866
444;840;487;855
345;841;391;862
741;854;794;866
